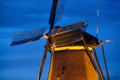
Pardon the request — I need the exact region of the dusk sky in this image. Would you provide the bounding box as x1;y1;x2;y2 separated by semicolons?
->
0;0;120;80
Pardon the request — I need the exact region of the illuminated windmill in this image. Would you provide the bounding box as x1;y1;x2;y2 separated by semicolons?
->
11;0;110;80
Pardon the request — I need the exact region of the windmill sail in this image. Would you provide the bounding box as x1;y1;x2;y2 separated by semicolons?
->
55;0;65;22
10;27;46;46
49;0;65;33
50;21;88;34
49;0;59;32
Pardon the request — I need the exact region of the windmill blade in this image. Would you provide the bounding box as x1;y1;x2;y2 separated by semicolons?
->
50;21;88;34
104;39;114;43
62;21;88;31
49;0;65;33
98;40;114;45
55;0;65;22
38;42;49;80
96;0;100;38
49;0;59;33
10;27;46;46
101;44;110;80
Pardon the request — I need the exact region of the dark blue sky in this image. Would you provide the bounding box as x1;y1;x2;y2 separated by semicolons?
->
0;0;120;80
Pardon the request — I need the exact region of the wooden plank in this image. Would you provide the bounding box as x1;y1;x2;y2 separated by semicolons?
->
48;50;98;80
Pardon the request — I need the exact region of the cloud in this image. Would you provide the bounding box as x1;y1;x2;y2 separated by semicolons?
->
100;0;120;22
0;0;52;27
1;0;49;8
0;32;11;39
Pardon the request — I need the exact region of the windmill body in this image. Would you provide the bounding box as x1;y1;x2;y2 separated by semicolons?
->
47;28;98;80
48;50;97;80
11;0;110;80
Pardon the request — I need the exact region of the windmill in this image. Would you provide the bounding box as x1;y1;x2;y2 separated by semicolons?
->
10;0;110;80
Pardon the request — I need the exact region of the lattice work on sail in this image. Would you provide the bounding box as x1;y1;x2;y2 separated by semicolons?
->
61;21;87;31
55;0;65;22
51;21;88;34
11;27;46;46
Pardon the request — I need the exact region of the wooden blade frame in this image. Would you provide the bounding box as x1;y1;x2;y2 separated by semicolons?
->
38;42;49;80
101;44;110;80
49;0;59;33
10;28;46;46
